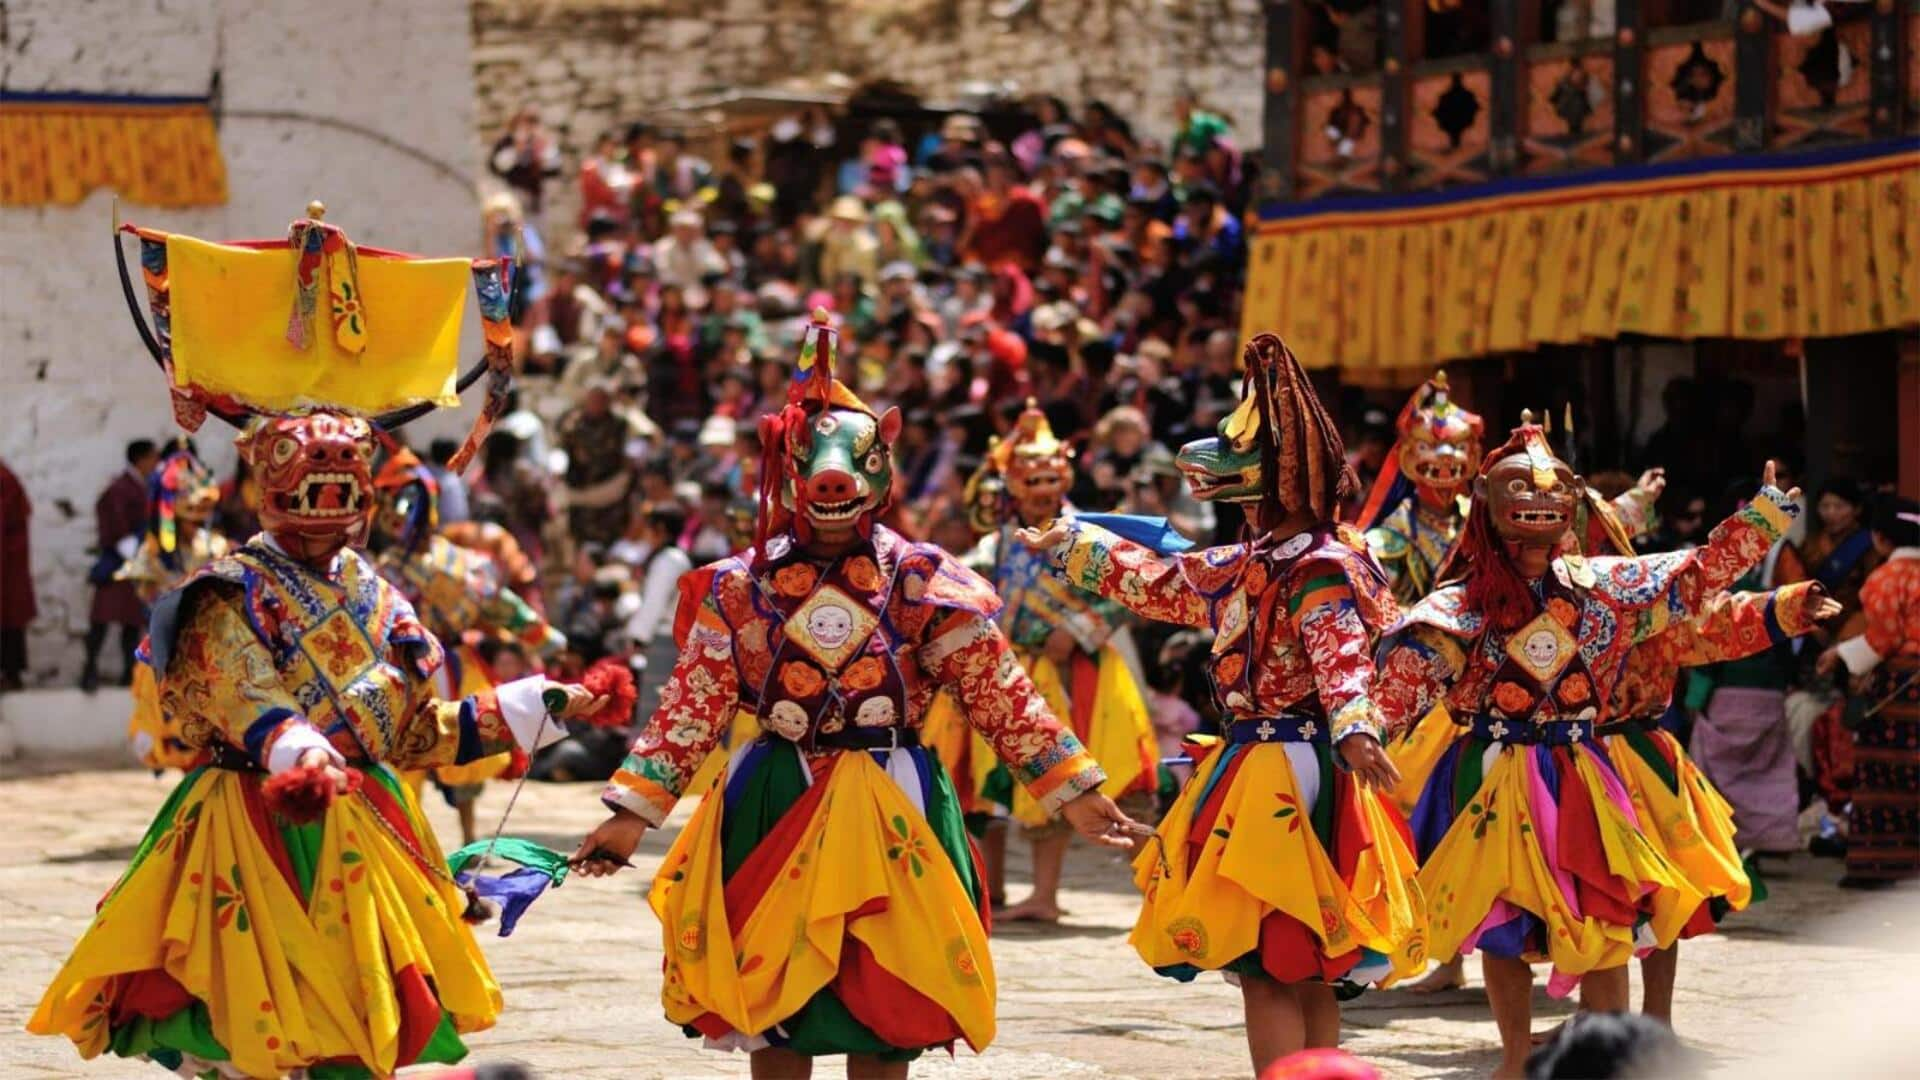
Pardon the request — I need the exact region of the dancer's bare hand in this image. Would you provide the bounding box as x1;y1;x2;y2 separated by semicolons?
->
1807;583;1843;625
571;810;650;877
1061;792;1144;851
296;747;353;795
1635;467;1667;500
1761;459;1802;505
1338;733;1401;790
545;682;607;721
1016;520;1070;552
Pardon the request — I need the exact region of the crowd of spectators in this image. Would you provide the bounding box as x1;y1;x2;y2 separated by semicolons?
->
464;92;1263;680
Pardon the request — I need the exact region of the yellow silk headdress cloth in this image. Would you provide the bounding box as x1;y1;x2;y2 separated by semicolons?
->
114;199;517;469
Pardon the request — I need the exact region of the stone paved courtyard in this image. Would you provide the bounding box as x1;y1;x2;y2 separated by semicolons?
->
3;766;1915;1078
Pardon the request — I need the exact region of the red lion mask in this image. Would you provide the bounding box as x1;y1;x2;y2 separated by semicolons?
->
238;412;377;560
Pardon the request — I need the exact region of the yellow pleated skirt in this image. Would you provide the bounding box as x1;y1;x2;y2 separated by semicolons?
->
29;765;499;1078
1132;738;1427;985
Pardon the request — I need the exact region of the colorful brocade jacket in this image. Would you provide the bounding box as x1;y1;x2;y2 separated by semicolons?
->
1048;520;1399;746
1603;580;1822;724
1365;497;1467;607
601;524;1106;825
376;535;565;665
967;512;1129;654
149;538;543;772
1371;488;1796;739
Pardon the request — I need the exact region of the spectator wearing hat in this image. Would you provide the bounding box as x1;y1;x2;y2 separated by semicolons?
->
484;191;547;330
873;260;923;336
816;196;879;290
926;112;983;173
653;208;725;290
871;200;925;269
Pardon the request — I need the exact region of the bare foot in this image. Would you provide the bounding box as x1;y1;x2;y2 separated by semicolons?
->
1403;957;1467;993
997;897;1065;923
1531;1019;1565;1046
1492;1059;1529;1080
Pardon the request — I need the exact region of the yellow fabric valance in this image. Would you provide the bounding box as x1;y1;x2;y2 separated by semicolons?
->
0;95;227;208
1241;142;1920;376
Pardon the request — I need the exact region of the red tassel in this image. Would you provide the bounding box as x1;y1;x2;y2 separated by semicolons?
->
261;764;362;824
579;656;638;727
501;745;531;780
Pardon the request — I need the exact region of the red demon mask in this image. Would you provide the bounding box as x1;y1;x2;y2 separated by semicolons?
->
239;412;377;561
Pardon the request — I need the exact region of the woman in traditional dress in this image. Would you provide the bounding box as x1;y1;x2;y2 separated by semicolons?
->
1819;497;1920;888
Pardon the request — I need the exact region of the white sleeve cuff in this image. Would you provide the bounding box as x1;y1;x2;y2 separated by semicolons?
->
266;724;344;776
497;676;569;752
1836;635;1884;677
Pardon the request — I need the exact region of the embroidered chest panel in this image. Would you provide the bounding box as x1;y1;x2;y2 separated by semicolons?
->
725;539;912;740
1475;584;1603;723
228;548;434;756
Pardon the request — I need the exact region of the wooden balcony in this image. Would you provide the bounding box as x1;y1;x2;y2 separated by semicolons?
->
1260;1;1919;208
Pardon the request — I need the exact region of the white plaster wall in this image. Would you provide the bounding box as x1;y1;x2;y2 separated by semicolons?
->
0;0;481;686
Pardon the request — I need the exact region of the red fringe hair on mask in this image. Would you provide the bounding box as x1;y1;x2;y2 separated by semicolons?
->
1441;496;1536;632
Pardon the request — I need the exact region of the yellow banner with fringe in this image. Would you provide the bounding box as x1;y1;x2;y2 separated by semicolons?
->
0;93;226;208
1242;141;1920;378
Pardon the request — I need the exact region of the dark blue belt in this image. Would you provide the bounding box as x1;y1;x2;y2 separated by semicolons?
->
1226;716;1329;746
1467;714;1595;746
784;727;921;752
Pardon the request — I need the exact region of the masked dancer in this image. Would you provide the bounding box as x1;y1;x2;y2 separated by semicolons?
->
570;310;1140;1079
1371;413;1797;1077
121;443;233;771
959;402;1157;923
1022;333;1423;1073
369;450;571;844
30;206;602;1078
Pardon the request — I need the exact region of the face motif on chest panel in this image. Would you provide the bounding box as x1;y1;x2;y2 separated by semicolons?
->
1506;612;1578;683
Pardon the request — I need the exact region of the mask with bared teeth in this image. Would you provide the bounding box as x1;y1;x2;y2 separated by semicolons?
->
1476;417;1581;549
240;411;377;561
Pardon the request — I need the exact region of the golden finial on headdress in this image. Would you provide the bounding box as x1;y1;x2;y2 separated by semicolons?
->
1520;408;1534;426
306;200;327;221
